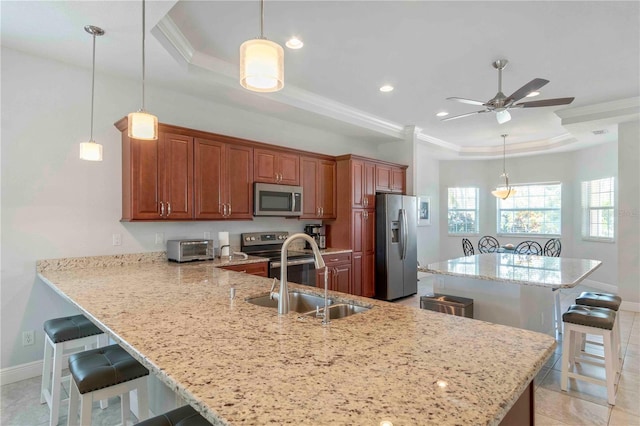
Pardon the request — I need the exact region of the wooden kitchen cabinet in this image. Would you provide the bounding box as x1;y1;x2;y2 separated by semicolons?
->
194;138;253;220
219;262;268;277
121;130;193;221
317;252;351;293
375;164;405;193
301;156;336;219
254;148;300;185
326;155;405;298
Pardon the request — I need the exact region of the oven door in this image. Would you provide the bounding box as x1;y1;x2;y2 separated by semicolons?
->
269;258;316;287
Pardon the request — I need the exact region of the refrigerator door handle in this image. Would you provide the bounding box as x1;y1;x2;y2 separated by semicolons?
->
401;208;408;260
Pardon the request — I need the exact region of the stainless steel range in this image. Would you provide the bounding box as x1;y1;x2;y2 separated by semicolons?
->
241;231;317;287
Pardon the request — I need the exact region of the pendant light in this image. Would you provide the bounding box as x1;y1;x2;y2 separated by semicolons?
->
79;25;105;161
128;0;158;140
239;0;284;92
491;134;517;200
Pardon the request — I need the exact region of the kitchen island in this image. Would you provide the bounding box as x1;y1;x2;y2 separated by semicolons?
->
422;253;602;335
38;254;555;425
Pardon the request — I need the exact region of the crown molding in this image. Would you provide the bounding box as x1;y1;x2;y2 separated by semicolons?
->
458;133;578;157
415;132;460;152
155;15;194;64
556;97;640;125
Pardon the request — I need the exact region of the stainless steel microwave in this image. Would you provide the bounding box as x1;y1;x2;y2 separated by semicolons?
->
253;183;303;217
167;240;214;262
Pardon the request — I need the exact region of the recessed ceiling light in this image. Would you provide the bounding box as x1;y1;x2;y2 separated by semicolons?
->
436;111;449;117
379;85;394;92
526;91;540;98
285;37;303;49
592;129;609;135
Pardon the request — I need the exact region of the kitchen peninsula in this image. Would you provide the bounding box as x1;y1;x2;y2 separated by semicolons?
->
37;254;556;425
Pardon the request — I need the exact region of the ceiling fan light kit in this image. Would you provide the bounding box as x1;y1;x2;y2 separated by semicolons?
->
442;58;575;124
128;0;158;141
492;134;516;200
240;0;284;92
79;25;105;162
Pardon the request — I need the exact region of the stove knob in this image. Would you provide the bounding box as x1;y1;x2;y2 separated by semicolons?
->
250;237;256;241
245;236;250;241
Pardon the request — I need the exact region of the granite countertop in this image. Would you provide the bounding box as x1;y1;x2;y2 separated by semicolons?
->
422;253;602;289
38;257;555;426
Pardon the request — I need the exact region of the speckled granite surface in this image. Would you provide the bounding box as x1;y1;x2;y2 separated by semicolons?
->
422;253;601;288
38;260;555;426
36;252;168;272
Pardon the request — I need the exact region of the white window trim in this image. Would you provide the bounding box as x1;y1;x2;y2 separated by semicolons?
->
581;177;615;242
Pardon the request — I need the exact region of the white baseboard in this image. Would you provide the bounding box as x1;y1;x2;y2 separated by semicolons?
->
621;301;640;313
0;360;43;386
0;353;73;386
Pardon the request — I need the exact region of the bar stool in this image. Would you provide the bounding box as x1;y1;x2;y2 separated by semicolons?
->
137;405;211;426
576;291;623;370
67;344;149;426
40;315;106;426
561;305;618;405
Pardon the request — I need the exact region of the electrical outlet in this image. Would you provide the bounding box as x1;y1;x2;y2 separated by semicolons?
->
155;232;164;245
22;330;35;346
112;233;122;246
204;231;211;240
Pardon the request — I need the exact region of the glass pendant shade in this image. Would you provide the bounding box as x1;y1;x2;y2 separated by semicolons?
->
79;141;103;161
496;109;511;124
128;110;158;140
240;38;284;92
491;184;516;200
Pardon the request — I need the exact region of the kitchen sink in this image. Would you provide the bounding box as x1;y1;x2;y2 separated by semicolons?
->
245;291;331;313
300;303;371;320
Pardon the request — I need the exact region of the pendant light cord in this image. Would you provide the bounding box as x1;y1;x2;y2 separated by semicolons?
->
141;0;146;111
260;0;265;39
502;134;507;175
90;32;96;141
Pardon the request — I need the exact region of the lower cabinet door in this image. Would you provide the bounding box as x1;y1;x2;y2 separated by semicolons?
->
352;253;363;296
333;264;351;294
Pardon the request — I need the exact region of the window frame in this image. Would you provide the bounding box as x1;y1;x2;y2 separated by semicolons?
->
447;187;480;236
582;177;615;243
496;182;562;237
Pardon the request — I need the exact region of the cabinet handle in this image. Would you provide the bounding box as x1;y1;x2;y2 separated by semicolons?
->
278;173;282;183
160;201;165;217
364;197;368;207
321;207;324;216
167;202;171;216
330;258;339;262
227;203;232;216
222;203;227;216
316;207;320;217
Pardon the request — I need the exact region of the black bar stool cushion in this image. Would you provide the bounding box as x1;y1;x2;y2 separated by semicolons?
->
44;314;103;343
563;305;616;330
137;405;211;426
576;291;622;311
68;344;149;394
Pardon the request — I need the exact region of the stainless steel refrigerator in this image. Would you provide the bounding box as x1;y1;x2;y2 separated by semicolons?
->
375;194;418;300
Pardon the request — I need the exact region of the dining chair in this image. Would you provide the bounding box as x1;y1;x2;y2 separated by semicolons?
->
543;238;562;257
478;236;500;253
462;238;474;256
514;240;542;255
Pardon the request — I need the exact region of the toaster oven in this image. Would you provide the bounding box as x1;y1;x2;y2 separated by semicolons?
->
167;240;214;262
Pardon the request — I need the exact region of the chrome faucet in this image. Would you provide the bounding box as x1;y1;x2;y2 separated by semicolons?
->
277;233;326;316
219;244;231;260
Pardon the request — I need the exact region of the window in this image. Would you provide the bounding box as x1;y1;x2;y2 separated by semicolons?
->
448;187;479;234
582;177;615;241
497;183;561;235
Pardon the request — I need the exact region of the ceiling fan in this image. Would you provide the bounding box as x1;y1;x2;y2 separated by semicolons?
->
442;59;575;124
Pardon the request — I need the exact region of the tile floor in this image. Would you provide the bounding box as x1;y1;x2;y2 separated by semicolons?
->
2;277;639;426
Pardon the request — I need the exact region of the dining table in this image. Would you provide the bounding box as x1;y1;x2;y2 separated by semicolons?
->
420;253;602;335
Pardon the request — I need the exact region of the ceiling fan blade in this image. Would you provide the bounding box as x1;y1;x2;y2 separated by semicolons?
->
446;97;486;106
514;97;575;108
505;78;549;104
440;110;489;121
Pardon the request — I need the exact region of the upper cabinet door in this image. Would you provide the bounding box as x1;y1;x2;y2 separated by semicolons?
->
376;164;405;194
226;144;253;219
194;138;225;219
129;136;163;220
162;133;194;220
351;159;365;208
300;156;319;218
319;159;336;218
364;162;376;208
254;148;299;185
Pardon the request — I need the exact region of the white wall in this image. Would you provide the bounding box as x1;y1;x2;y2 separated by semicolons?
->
438;144;619;287
0;47;383;369
415;143;440;266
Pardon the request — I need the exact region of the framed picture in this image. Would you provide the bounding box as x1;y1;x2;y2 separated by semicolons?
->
417;196;431;226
